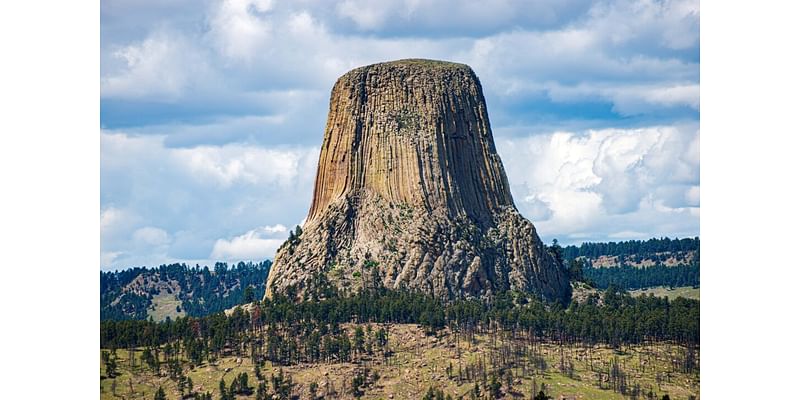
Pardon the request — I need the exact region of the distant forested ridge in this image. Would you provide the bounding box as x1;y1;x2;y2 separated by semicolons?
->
101;261;271;321
562;237;699;261
554;237;700;290
583;264;699;290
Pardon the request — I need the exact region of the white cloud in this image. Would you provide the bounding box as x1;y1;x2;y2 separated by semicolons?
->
543;83;700;115
101;132;318;189
211;224;288;261
261;224;289;234
287;11;323;37
101;31;212;100
100;251;123;268
498;124;699;242
609;230;649;240
100;131;319;269
333;0;592;34
133;226;171;246
520;193;554;221
100;207;128;233
584;0;699;50
336;0;387;31
102;0;699;111
100;206;140;243
451;1;699;112
685;185;700;206
173;144;309;188
207;0;274;61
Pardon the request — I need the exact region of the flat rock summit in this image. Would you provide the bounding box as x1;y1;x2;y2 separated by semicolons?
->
266;59;570;303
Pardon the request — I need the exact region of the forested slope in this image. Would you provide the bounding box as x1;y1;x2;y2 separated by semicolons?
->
101;261;271;320
555;237;700;290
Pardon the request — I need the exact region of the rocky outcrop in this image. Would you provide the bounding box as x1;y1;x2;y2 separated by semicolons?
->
265;59;570;303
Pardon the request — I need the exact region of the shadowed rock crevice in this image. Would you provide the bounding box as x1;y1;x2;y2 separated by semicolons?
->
266;59;570;303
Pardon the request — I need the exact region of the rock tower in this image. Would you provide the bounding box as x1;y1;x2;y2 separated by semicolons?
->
265;59;570;303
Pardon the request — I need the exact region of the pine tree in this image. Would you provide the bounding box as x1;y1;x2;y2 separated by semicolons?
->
255;381;267;400
238;372;250;394
178;375;188;397
244;286;254;303
102;351;118;378
472;382;481;399
423;386;436;400
534;390;551;400
354;326;365;354
219;378;227;400
489;374;502;398
154;386;166;400
309;382;318;400
550;239;565;268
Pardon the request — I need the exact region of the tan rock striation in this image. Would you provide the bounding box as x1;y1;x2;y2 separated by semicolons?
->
265;59;570;303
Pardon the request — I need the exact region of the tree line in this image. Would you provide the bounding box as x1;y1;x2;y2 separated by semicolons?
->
101;286;699;360
582;264;699;290
562;237;699;260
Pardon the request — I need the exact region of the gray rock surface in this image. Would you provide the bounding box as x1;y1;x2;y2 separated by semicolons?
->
265;59;570;303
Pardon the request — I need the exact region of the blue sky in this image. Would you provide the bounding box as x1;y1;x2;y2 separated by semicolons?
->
100;0;699;270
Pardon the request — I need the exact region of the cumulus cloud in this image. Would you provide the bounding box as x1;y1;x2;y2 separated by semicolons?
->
172;144;311;188
583;0;700;52
210;224;287;261
498;124;699;243
335;0;391;31
207;0;274;61
100;131;318;269
102;30;214;100
100;207;137;236
133;227;171;247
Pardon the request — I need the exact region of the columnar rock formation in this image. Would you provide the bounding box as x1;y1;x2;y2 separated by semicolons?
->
265;59;570;303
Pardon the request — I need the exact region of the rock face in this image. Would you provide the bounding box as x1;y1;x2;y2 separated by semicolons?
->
265;59;570;303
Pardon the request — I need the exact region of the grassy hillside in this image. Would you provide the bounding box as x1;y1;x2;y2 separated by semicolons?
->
630;286;700;301
101;324;698;400
101;286;699;399
147;291;186;321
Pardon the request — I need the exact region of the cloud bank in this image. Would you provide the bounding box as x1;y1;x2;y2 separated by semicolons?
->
100;132;317;267
498;123;699;243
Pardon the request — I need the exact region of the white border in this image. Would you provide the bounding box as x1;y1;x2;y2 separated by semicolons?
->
703;1;800;398
0;1;99;398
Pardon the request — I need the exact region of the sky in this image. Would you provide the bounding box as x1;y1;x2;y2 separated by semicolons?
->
100;0;700;270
